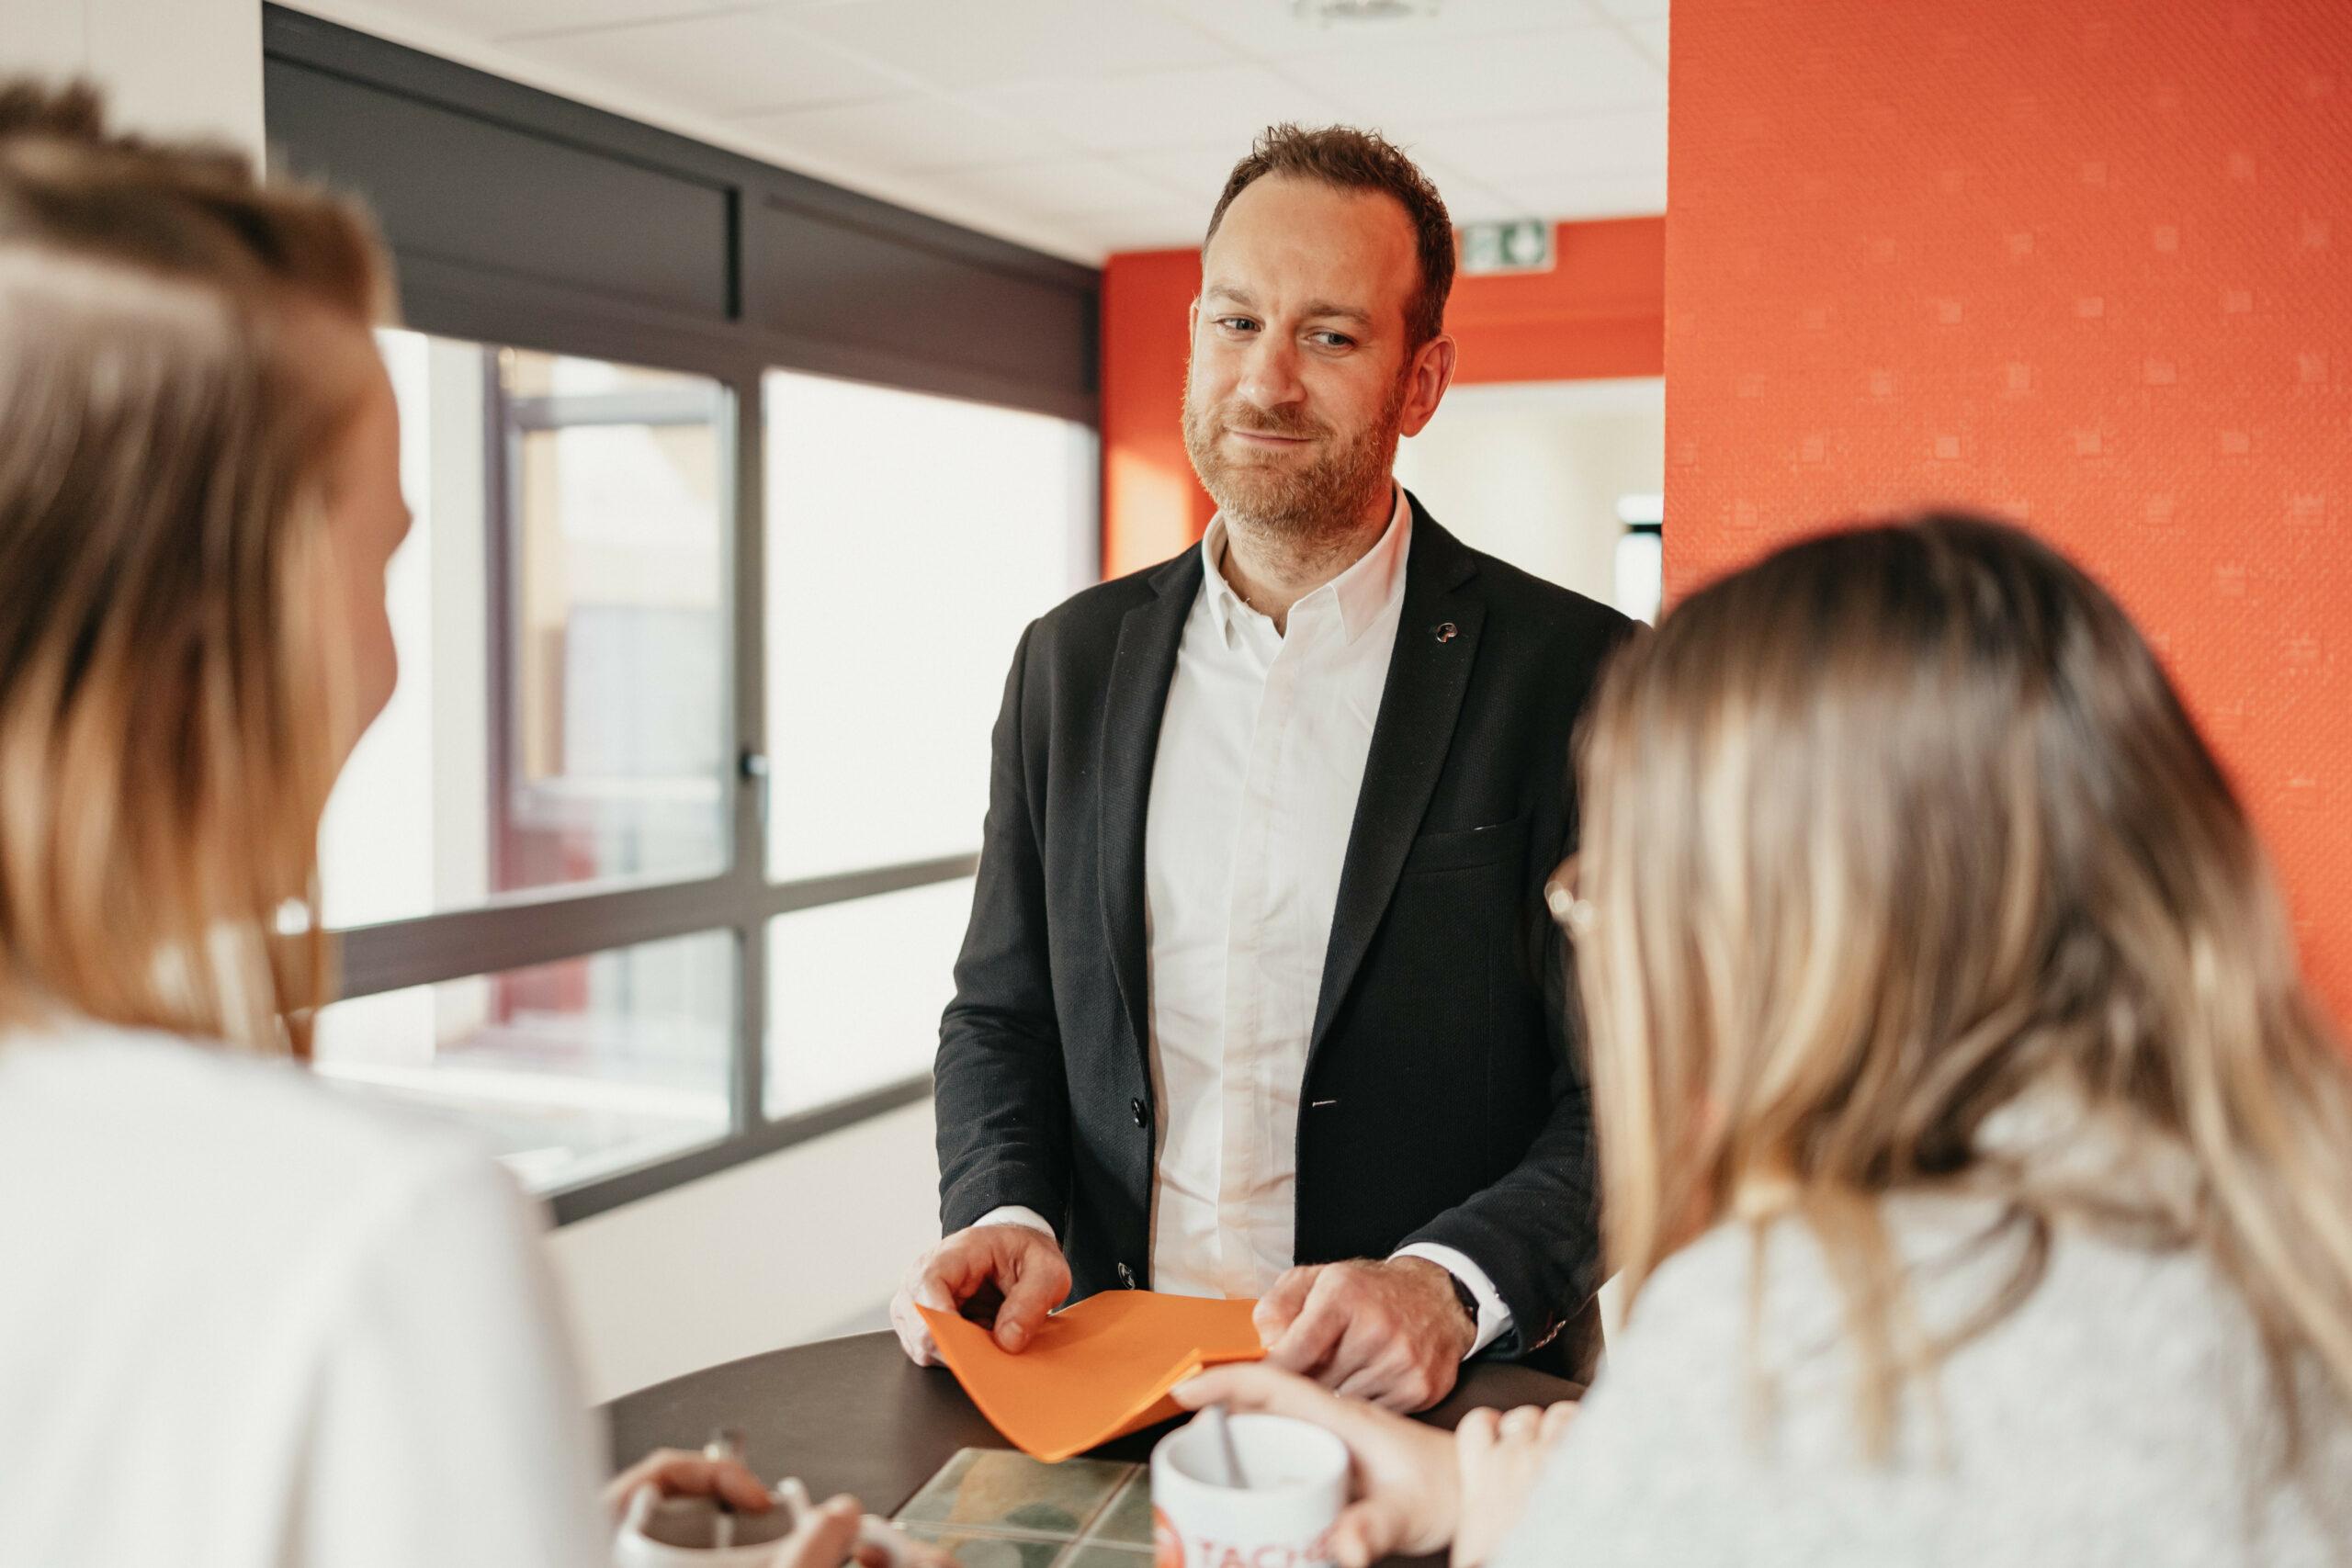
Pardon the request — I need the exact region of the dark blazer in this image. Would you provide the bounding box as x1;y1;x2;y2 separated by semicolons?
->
933;493;1634;1372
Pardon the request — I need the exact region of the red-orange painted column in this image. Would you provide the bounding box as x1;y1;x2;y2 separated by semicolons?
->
1665;0;2352;1018
1102;249;1216;581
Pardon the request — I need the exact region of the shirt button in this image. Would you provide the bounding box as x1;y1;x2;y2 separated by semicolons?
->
1129;1098;1148;1128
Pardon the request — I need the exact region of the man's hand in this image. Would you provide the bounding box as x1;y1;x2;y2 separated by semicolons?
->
889;1222;1072;1366
1173;1363;1459;1567
1450;1402;1577;1568
1254;1257;1476;1412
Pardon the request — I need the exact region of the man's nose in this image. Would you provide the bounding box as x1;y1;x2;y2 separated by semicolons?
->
1234;330;1305;412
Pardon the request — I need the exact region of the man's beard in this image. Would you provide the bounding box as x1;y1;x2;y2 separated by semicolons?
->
1182;365;1408;546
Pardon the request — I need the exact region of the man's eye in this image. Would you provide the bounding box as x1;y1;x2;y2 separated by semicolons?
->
1216;317;1258;333
1310;332;1356;349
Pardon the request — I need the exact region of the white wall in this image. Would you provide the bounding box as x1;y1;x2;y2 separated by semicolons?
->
547;1100;941;1403
3;0;263;158
1393;378;1666;613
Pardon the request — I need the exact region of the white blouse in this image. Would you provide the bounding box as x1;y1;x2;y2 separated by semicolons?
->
0;1021;608;1567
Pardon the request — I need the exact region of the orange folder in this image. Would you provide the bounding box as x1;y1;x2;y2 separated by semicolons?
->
918;1292;1267;1462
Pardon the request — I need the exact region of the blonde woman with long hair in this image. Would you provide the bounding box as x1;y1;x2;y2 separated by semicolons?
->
1182;515;2352;1565
0;85;906;1567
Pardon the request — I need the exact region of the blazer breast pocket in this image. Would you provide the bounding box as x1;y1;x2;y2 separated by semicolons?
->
1400;812;1531;874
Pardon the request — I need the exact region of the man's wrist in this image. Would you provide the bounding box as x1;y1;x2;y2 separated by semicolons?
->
1388;1255;1478;1359
1391;1243;1513;1359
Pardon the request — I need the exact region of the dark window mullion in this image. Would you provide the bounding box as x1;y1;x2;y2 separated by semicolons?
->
730;367;769;1133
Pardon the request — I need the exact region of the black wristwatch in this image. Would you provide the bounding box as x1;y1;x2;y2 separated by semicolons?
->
1443;1269;1480;1330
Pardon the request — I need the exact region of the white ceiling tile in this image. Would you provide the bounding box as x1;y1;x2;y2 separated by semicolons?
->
1071;205;1220;255
729;93;1071;172
1168;0;1583;57
935;156;1192;220
1297;25;1662;133
1412;107;1667;185
1417;166;1532;225
975;62;1353;156
1113;144;1524;234
348;0;1669;263
789;0;1234;89
391;0;754;43
1629;17;1668;66
1441;185;1552;226
1493;166;1668;220
1116;144;1255;208
510;12;905;117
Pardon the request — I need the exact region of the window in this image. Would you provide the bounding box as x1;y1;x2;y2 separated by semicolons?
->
271;9;1100;1222
759;373;1094;1117
317;349;1097;1210
315;931;735;1191
1613;493;1665;625
319;332;732;931
764;878;975;1119
763;372;1096;880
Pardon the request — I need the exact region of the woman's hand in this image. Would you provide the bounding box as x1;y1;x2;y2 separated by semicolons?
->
1449;1403;1577;1568
1173;1364;1459;1567
605;1456;952;1568
770;1495;874;1568
602;1448;775;1522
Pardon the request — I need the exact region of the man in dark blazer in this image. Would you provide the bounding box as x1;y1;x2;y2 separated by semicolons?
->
891;125;1631;1410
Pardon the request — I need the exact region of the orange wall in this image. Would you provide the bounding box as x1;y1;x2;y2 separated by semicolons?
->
1101;216;1666;579
1102;249;1218;581
1666;0;2352;1018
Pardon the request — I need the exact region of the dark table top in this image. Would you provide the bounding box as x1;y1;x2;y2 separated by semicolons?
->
608;1329;1582;1523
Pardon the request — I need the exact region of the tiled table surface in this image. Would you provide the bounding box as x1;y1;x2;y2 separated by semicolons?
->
895;1449;1152;1568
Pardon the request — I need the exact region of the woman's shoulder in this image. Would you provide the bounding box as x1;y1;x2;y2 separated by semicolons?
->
0;1017;521;1244
1507;1199;2352;1568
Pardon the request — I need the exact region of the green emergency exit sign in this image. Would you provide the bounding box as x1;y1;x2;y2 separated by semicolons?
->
1459;219;1555;275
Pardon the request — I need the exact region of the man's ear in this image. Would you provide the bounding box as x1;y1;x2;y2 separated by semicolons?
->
1398;332;1458;439
1188;296;1201;341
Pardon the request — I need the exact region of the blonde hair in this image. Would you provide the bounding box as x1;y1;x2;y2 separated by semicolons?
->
1575;514;2352;1457
0;82;392;1053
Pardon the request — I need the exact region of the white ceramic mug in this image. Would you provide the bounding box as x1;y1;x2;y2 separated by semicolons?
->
1149;1413;1349;1568
612;1484;798;1568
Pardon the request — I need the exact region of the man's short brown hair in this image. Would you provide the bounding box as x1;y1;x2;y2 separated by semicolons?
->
1204;123;1455;349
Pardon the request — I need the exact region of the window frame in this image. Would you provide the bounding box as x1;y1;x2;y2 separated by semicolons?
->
267;7;1100;1224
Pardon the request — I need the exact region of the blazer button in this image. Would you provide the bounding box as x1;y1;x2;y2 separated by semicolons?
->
1129;1098;1148;1129
1117;1262;1136;1288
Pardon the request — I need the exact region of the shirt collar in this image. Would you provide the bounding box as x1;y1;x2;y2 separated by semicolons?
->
1199;484;1412;647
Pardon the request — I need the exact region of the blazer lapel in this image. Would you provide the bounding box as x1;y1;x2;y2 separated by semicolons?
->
1099;549;1202;1075
1307;502;1484;1067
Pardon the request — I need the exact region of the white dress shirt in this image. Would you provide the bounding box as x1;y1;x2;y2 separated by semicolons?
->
0;1021;608;1568
984;487;1510;1356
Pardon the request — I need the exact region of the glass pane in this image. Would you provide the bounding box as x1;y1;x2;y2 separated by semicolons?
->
1614;528;1664;624
764;372;1093;879
764;877;974;1118
314;931;735;1191
318;331;731;930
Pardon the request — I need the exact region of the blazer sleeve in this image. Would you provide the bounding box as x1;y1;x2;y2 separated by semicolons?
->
1402;615;1636;1359
933;621;1074;1236
1402;893;1598;1360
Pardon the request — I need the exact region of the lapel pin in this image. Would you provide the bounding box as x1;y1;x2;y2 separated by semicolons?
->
1433;621;1459;643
